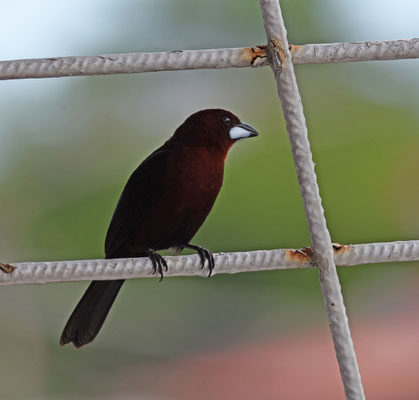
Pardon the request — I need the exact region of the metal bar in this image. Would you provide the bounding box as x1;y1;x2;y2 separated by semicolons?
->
0;46;268;80
258;1;365;399
291;38;419;64
1;38;418;81
1;240;418;285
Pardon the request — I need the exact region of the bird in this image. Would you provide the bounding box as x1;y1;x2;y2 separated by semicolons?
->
60;109;258;348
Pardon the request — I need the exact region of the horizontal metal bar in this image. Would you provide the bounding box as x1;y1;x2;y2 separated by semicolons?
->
291;38;419;64
1;240;418;285
0;38;418;81
0;46;269;80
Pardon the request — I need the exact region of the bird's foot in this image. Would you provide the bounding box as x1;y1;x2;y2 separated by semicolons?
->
183;244;215;277
147;249;168;282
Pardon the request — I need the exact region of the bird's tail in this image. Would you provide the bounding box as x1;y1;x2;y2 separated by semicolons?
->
60;279;125;348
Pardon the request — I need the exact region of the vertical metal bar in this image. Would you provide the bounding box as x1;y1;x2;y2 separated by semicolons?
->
258;1;365;398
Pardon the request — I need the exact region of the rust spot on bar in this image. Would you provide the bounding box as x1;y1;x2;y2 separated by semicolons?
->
0;263;16;275
289;44;302;56
288;44;301;51
286;243;350;263
332;243;350;253
242;45;268;66
270;40;286;63
286;247;314;263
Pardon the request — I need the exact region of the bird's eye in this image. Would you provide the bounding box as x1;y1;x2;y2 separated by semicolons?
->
223;116;231;126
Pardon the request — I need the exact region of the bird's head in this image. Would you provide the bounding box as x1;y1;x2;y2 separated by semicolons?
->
172;109;258;152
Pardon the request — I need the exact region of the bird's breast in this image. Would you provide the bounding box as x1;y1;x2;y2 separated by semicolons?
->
127;146;226;251
170;147;225;205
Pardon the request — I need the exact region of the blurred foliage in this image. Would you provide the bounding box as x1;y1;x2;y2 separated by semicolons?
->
0;1;419;399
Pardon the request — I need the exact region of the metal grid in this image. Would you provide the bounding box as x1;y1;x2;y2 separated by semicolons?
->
1;1;419;399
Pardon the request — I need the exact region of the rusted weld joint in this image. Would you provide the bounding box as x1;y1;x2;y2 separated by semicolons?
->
285;244;350;269
245;45;268;66
267;39;285;74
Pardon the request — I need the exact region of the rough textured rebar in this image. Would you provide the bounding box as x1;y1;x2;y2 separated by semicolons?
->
0;46;268;80
258;0;365;398
1;38;418;81
291;38;419;64
1;240;418;285
334;240;419;266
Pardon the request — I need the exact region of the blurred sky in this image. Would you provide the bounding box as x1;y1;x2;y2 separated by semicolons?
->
2;0;419;58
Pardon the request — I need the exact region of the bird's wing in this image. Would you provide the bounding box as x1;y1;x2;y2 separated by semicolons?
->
104;145;172;258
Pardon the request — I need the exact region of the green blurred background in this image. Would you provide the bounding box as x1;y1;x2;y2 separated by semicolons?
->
1;1;419;399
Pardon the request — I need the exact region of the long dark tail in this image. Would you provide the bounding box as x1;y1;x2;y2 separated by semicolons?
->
60;279;125;348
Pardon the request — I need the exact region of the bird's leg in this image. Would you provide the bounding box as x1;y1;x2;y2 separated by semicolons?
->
146;249;168;282
183;244;215;277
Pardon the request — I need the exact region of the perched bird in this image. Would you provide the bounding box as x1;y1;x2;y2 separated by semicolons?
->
60;109;258;348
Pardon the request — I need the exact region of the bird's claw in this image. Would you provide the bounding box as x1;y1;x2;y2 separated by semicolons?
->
147;249;168;282
184;244;215;277
198;247;215;277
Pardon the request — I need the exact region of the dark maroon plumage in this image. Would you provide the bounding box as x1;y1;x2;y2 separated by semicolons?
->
60;109;258;348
